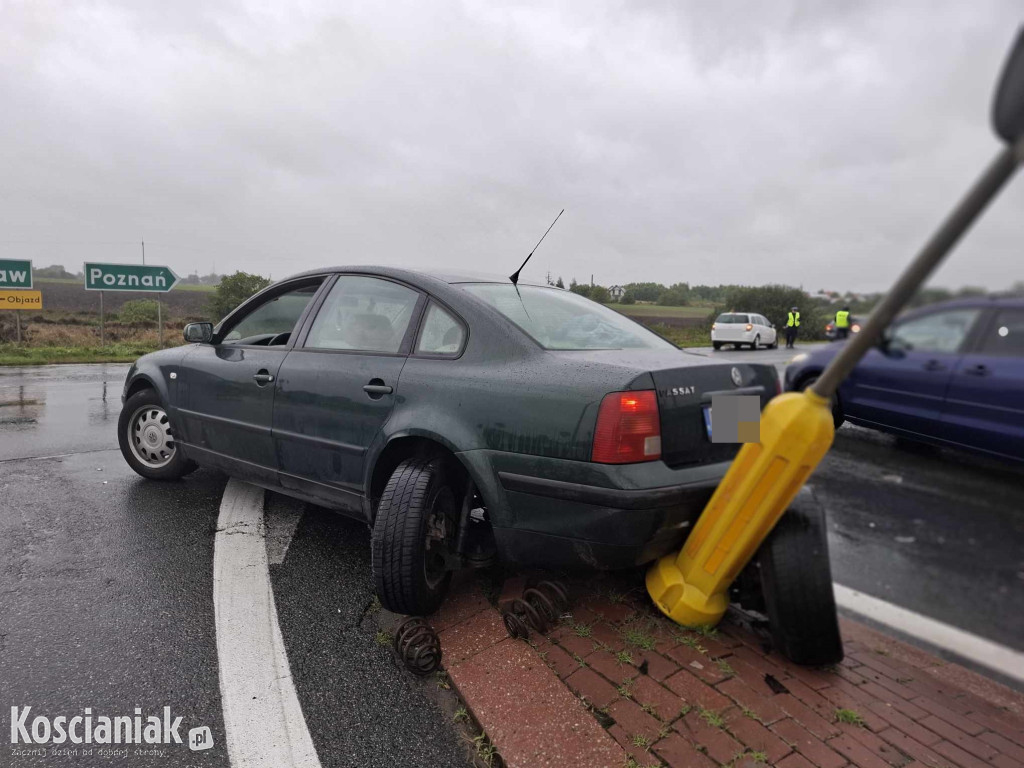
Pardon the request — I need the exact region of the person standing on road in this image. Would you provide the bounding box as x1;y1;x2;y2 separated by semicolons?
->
834;306;851;340
785;306;800;348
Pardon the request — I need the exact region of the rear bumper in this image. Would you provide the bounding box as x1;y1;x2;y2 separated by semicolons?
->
487;465;724;570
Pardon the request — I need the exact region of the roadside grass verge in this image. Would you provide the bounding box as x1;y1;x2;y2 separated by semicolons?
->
0;343;162;365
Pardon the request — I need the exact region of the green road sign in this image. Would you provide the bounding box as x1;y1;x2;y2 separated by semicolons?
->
84;262;179;292
0;259;33;289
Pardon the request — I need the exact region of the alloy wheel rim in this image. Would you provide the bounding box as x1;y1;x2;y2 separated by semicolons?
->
128;406;176;469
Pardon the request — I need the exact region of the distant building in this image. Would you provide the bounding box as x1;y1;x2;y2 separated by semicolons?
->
608;285;625;301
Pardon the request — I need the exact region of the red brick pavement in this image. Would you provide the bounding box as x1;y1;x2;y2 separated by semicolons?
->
431;576;1024;768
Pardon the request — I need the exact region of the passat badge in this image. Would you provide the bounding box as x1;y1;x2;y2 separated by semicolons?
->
731;367;743;387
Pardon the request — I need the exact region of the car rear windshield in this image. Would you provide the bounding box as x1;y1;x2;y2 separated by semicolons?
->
716;313;749;324
462;284;674;350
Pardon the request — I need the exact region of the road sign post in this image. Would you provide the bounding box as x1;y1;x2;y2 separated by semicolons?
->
84;263;178;348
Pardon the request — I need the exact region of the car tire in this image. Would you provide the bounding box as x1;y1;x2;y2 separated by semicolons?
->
713;342;722;350
770;336;778;349
757;488;844;666
372;457;457;615
118;389;198;481
751;334;760;350
798;376;845;429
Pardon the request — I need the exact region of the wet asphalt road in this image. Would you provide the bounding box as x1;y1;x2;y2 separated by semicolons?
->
0;359;1021;765
0;364;469;768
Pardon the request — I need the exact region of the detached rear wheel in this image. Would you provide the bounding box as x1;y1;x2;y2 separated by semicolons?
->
118;389;197;480
757;489;843;666
372;458;457;615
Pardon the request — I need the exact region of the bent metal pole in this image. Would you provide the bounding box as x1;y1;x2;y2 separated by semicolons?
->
647;136;1024;629
813;137;1024;399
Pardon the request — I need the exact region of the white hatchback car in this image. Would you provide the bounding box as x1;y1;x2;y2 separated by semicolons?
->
711;312;778;350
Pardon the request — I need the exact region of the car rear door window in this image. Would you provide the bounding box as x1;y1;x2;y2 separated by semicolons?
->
890;308;980;354
976;309;1024;356
716;314;749;324
306;276;420;353
416;302;465;356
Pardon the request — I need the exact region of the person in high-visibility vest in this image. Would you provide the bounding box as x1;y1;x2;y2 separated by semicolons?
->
785;306;800;348
834;306;851;339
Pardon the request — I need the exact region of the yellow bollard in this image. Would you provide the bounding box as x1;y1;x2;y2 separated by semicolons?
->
646;390;835;627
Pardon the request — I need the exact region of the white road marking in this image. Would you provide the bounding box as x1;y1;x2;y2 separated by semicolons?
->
265;495;306;566
213;479;322;768
833;583;1024;684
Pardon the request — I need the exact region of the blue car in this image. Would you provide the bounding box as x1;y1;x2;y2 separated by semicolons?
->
785;297;1024;462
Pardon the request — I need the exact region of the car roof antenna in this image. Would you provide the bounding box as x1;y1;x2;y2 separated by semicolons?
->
510;209;564;289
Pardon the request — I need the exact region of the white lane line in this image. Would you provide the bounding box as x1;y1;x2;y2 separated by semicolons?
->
213;479;322;768
833;583;1024;684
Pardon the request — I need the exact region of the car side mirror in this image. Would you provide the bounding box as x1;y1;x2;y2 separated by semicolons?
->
183;322;214;344
994;27;1024;142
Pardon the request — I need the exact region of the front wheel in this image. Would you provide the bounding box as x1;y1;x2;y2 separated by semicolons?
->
372;458;457;615
118;389;197;480
712;341;723;350
751;334;760;350
757;488;843;666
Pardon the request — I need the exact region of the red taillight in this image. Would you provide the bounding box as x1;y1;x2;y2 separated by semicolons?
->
745;323;753;331
592;390;661;464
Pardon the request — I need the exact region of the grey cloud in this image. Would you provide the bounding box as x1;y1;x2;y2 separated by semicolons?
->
1;0;1021;291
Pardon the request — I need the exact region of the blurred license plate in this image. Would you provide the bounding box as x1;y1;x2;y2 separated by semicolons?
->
702;406;712;439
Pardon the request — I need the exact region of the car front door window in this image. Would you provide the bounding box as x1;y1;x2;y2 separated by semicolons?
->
221;283;322;346
889;309;980;354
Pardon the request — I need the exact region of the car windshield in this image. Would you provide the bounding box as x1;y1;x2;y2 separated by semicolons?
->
716;313;749;324
462;284;674;350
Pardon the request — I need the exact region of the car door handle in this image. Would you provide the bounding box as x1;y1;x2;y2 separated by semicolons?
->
922;360;945;372
253;371;275;385
964;364;990;376
363;381;393;397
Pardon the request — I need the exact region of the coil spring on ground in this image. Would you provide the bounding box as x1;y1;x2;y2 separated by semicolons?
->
393;617;442;676
501;579;570;640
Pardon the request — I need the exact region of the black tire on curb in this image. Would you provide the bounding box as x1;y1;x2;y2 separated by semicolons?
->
757;488;844;666
118;389;198;481
713;342;723;350
371;457;456;615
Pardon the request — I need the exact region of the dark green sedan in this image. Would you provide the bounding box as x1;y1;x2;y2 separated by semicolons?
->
118;267;780;616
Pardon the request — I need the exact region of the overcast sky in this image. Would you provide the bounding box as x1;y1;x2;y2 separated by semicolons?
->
1;1;1021;292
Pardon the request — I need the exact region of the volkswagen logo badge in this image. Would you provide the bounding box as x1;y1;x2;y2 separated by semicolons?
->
731;367;743;387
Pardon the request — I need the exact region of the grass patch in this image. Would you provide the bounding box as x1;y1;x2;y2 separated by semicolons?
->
699;707;726;729
374;629;392;646
452;707;469;724
631;734;651;749
0;343;163;365
616;650;634;666
647;323;708;348
606;303;710;318
715;659;735;677
471;732;498;767
573;623;593;638
616;681;634;699
742;707;763;723
834;708;865;726
623;625;657;651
